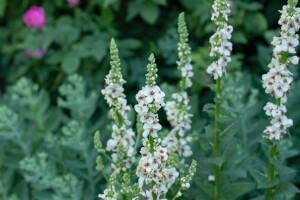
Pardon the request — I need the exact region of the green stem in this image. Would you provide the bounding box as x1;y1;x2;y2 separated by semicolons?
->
172;187;182;200
265;98;280;200
149;135;155;154
101;170;109;182
180;77;186;92
265;144;277;200
116;110;124;127
214;77;221;200
101;151;114;163
135;116;142;151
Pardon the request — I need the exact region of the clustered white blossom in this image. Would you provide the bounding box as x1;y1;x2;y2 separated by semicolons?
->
163;13;193;160
207;0;233;80
101;38;136;172
98;174;118;200
135;54;179;199
262;0;300;140
163;93;193;157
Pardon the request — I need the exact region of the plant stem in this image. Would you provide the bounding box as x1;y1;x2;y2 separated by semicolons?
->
265;143;277;200
101;151;114;163
172;187;182;200
149;135;155;154
214;77;221;200
135;115;142;151
265;98;280;200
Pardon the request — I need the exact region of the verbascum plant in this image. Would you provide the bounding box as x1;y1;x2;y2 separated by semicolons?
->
96;38;138;199
206;0;233;199
163;12;193;161
162;12;197;200
134;54;179;199
262;0;300;199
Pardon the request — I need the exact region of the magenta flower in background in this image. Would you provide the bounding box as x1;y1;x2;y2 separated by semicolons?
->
23;6;46;29
67;0;79;7
24;49;47;59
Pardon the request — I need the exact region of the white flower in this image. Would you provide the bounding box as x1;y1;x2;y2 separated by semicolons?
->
207;0;232;79
142;190;153;200
290;55;299;65
207;62;223;80
143;122;162;138
208;175;215;182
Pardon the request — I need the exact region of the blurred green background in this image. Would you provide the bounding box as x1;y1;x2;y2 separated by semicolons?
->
0;0;300;199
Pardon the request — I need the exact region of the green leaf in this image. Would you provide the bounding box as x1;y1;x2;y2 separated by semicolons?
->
140;2;159;24
0;0;6;17
274;182;300;197
232;31;248;44
198;135;212;151
118;38;142;50
203;103;215;116
61;52;80;74
103;0;118;7
237;1;263;11
249;168;279;189
126;2;140;21
244;12;268;35
152;0;167;6
222;182;255;200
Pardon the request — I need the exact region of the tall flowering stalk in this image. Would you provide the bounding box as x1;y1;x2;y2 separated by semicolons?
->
135;54;179;199
163;12;193;161
206;0;233;199
101;38;136;172
262;0;300;199
98;38;137;199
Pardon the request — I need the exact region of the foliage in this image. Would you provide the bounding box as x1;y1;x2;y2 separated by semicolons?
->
0;0;300;199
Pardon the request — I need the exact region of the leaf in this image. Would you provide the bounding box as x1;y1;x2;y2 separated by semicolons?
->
61;52;80;74
126;2;140;21
203;103;215;116
118;38;142;50
222;182;255;200
140;2;159;24
250;196;264;200
220;121;237;139
0;0;6;17
244;12;268;35
198;135;212;151
237;1;263;11
249;168;279;189
152;0;167;6
257;44;272;70
208;156;225;165
103;0;118;7
274;182;300;197
232;31;248;44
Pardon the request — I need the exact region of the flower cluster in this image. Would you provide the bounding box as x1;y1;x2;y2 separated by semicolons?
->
207;0;233;80
135;54;179;199
24;48;47;59
263;102;293;140
163;13;193;160
23;6;46;29
101;39;136;172
177;13;194;89
262;0;300;140
98;174;118;200
135;84;165;138
163;93;193;157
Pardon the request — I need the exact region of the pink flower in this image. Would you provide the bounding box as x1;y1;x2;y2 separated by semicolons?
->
66;0;79;7
24;49;47;59
23;6;46;29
